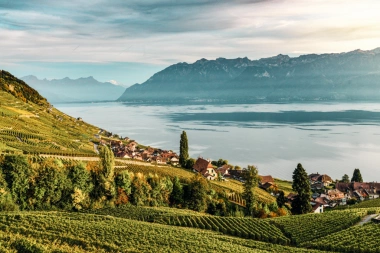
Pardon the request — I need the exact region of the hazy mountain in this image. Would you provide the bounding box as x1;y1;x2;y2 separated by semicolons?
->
21;75;126;103
118;48;380;103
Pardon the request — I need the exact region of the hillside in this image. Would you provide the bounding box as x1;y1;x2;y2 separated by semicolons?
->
118;48;380;103
21;75;126;103
0;70;275;204
0;71;100;155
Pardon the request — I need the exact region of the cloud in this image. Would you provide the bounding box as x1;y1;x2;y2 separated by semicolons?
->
1;0;380;84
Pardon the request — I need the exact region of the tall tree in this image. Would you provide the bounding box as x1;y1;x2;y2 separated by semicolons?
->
170;176;184;207
179;131;189;167
291;163;312;215
351;168;363;182
95;145;116;200
242;165;259;217
276;190;286;208
341;174;350;183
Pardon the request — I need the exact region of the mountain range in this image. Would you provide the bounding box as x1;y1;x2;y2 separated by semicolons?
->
21;75;126;103
118;48;380;103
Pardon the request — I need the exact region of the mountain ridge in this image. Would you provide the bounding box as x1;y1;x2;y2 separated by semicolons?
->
21;75;126;103
118;47;380;103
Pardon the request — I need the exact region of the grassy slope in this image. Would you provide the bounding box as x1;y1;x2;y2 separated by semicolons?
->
0;211;331;253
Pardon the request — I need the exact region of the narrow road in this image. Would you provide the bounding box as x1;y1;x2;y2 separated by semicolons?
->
357;214;377;225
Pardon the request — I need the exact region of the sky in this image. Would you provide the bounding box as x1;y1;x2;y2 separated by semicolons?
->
1;0;380;86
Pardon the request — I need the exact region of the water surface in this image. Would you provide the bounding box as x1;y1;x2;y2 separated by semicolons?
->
55;102;380;181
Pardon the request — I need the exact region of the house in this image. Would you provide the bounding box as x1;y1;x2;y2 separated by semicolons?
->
216;164;231;178
193;157;217;180
116;151;130;159
309;173;333;187
311;202;324;213
327;189;345;201
228;170;243;180
170;157;179;166
259;175;274;185
287;193;298;202
335;182;380;200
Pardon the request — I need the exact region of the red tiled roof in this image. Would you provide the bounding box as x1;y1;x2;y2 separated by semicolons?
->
259;175;274;184
193;158;213;173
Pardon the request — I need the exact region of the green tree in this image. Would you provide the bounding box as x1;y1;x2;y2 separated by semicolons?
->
0;168;18;211
185;158;196;170
242;165;259;217
291;163;312;215
186;174;209;212
341;174;350;183
115;170;132;196
276;190;286;208
351;168;363;182
32;158;69;209
67;162;93;210
170;176;183;206
212;159;229;167
131;173;151;206
1;155;32;210
179;131;189;167
98;146;116;199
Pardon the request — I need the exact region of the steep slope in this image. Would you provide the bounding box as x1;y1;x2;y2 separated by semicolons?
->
21;75;126;103
0;70;99;155
0;70;48;106
118;48;380;103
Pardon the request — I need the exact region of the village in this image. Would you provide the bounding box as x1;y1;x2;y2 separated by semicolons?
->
104;135;380;214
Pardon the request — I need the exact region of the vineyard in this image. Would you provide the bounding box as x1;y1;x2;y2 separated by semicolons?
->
0;211;331;253
303;223;380;252
84;205;289;245
0;90;99;156
270;209;373;245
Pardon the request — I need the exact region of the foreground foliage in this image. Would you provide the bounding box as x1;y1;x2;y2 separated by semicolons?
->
0;211;330;253
303;223;380;252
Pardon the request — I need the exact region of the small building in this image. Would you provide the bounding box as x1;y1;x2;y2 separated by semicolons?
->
311;202;324;213
193;157;217;180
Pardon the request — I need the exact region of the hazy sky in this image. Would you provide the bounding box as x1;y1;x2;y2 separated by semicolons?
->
1;0;380;86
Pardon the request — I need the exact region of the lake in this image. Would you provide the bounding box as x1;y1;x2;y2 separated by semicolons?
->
55;102;380;182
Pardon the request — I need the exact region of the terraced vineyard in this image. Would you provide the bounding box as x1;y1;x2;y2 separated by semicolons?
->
85;205;289;245
0;90;99;155
0;211;330;253
303;223;380;252
270;209;373;245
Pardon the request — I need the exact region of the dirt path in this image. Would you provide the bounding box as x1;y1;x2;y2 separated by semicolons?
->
357;214;377;225
39;154;163;167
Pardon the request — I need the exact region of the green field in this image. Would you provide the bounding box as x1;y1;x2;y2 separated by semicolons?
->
0;211;332;253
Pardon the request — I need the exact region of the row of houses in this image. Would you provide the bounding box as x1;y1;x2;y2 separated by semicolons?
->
100;138;180;165
192;157;275;187
287;181;380;214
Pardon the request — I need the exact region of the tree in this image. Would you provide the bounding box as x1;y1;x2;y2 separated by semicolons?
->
276;190;286;208
98;145;116;199
341;174;350;183
351;168;363;182
179;131;189;167
291;163;312;215
186;174;209;212
32;158;70;209
1;155;32;210
185;158;196;170
211;159;228;167
242;165;259;217
170;176;183;207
